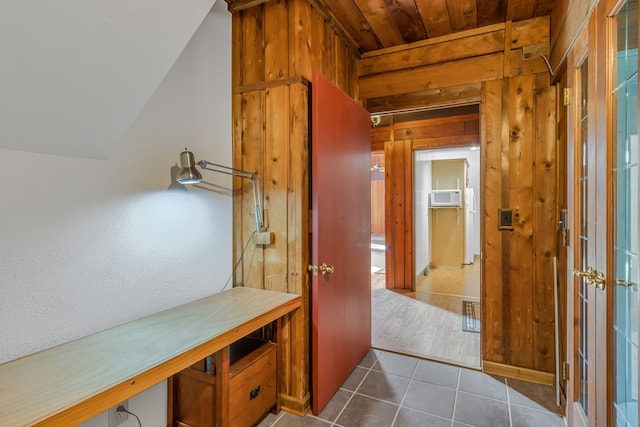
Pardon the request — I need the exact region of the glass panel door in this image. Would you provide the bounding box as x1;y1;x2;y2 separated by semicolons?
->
576;56;591;419
612;2;639;426
573;52;596;424
567;21;604;426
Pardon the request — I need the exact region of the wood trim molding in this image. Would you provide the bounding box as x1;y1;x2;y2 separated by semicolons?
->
279;392;311;416
234;76;310;94
483;361;555;386
361;22;506;59
365;84;481;114
225;0;273;12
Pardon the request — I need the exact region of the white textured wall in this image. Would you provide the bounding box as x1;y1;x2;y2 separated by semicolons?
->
0;1;231;426
414;155;431;276
0;0;214;159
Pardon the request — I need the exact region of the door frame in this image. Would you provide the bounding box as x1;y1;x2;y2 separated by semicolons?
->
565;7;610;425
378;106;482;292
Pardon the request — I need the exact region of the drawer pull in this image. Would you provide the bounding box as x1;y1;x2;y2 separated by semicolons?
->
249;385;261;400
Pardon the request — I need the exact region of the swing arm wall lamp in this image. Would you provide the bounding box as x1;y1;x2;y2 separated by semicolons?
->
176;149;265;234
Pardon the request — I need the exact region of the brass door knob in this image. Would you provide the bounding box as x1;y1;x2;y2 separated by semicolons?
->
319;263;335;275
308;263;335;276
591;271;606;290
573;267;605;290
572;268;591;279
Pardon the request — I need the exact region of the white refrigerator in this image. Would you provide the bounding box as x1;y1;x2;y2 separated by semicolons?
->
464;187;476;264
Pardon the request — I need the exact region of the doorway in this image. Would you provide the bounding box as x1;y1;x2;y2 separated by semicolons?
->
370;106;482;369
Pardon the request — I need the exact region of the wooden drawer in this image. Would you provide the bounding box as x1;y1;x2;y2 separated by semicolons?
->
172;366;216;427
228;342;277;427
170;338;277;427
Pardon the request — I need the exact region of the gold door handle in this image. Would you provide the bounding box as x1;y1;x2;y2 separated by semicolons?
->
319;263;334;275
616;279;638;292
573;267;605;290
572;268;591;279
308;263;335;276
591;271;606;290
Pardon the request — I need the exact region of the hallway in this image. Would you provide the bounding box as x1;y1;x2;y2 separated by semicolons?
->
259;348;563;426
371;263;481;368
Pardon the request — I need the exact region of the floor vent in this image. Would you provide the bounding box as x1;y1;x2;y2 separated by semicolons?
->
462;300;480;333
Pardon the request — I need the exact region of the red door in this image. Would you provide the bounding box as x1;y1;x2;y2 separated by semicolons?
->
311;72;371;414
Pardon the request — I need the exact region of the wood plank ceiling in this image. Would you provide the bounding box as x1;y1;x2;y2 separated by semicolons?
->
317;0;555;53
228;0;555;54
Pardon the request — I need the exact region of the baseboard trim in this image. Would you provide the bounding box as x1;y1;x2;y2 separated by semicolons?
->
279;392;311;416
483;361;555;386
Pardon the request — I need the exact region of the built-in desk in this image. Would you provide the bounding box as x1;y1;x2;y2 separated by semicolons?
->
0;287;301;427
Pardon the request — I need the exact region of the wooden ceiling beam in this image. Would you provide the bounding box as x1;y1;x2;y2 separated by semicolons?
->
364;83;482;114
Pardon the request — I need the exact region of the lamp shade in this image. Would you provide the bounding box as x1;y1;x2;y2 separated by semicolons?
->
176;150;202;184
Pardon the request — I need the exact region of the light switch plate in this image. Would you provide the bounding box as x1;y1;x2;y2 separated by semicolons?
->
498;209;513;230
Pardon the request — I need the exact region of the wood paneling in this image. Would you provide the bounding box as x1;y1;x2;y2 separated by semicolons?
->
365;83;482;114
532;72;557;373
482;78;506;363
353;0;403;47
549;0;597;78
376;113;479;290
358;28;506;76
448;0;479;32
477;0;507;27
246;0;554;53
481;74;558;373
373;114;481;147
417;0;452;38
359;16;558;376
230;0;359;414
308;0;381;51
371;153;385;235
385;139;413;290
229;0;561;412
358;16;550;106
233;0;359;93
386;0;428;42
233;82;312;414
360;53;505;99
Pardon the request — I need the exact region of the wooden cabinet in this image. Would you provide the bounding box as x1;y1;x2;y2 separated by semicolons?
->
169;337;277;427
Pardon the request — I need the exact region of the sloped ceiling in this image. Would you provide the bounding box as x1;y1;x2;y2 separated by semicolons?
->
0;0;216;159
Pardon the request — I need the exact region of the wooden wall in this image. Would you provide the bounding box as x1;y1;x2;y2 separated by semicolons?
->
371;153;385;235
229;1;562;409
482;75;558;376
359;17;560;377
549;0;598;79
227;0;359;415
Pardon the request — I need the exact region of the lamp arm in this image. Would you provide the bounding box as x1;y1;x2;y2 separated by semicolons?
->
197;160;255;180
251;176;264;232
197;160;264;232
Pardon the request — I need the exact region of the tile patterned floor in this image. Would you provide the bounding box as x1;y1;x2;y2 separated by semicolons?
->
258;349;565;427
